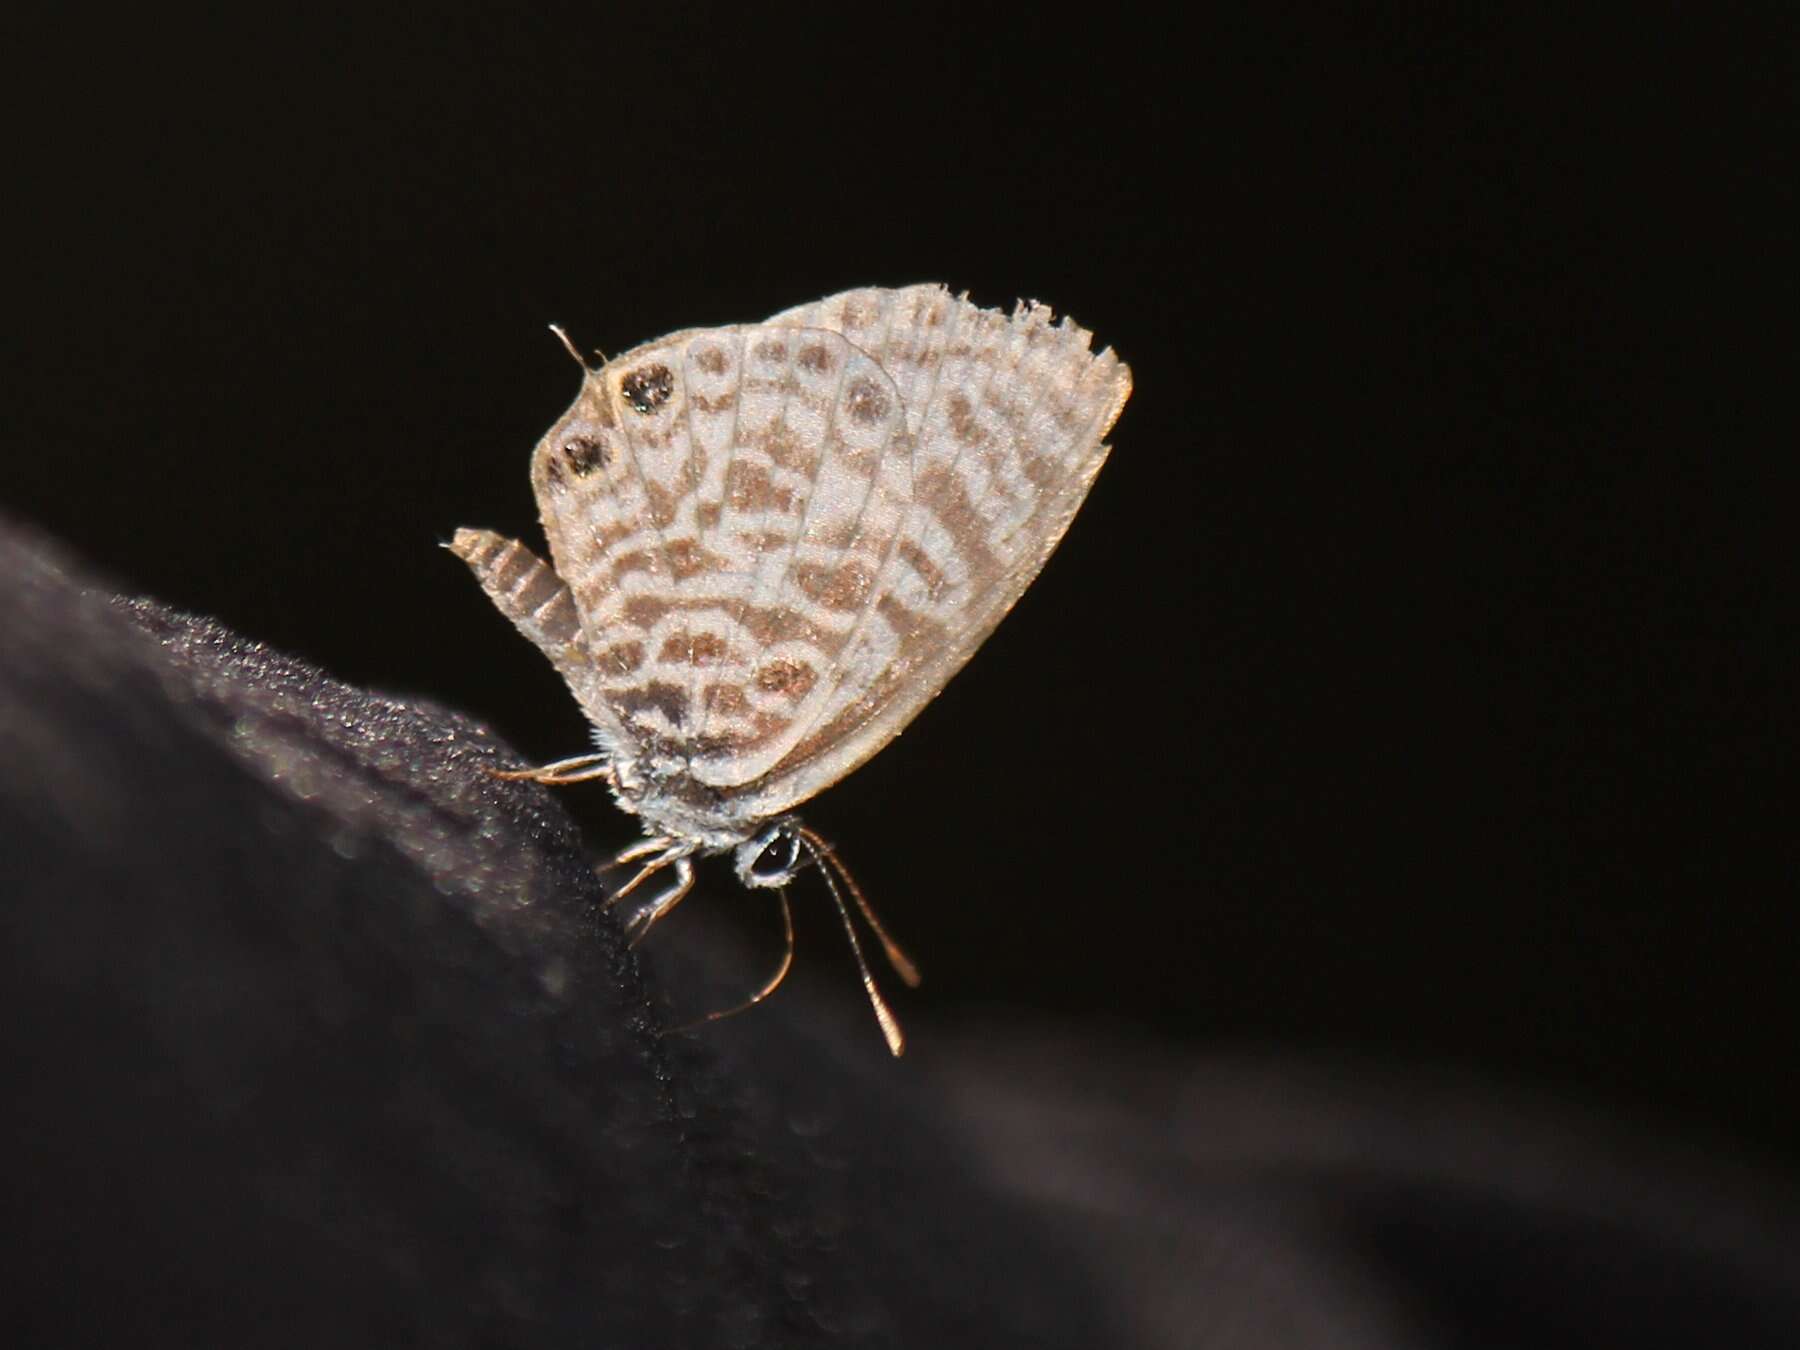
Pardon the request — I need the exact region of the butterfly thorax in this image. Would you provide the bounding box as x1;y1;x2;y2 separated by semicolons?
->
609;748;769;854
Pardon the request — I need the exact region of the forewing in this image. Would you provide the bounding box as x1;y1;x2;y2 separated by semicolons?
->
713;285;1132;816
525;285;1128;801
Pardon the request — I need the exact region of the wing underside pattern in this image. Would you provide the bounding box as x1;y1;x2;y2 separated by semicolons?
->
469;284;1130;820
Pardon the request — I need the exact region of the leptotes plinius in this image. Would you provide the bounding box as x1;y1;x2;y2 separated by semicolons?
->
452;284;1131;1053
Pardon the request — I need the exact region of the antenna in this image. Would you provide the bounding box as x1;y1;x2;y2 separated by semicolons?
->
797;826;922;987
799;828;913;1056
547;323;598;372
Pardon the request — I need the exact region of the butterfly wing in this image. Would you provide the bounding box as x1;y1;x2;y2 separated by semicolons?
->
448;526;599;721
530;320;912;779
704;285;1132;818
520;285;1129;824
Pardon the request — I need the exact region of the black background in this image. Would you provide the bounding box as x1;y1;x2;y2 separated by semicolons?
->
5;9;1793;1174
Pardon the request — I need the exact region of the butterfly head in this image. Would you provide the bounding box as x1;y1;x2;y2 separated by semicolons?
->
733;817;805;890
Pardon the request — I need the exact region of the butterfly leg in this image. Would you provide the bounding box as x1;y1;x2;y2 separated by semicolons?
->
489;753;615;785
611;836;677;868
603;840;699;944
621;857;695;948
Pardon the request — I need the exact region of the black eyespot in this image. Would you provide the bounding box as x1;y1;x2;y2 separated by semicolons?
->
748;830;801;883
621;364;675;414
562;435;608;476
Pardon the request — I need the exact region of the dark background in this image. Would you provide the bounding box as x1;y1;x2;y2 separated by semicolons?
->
5;9;1793;1174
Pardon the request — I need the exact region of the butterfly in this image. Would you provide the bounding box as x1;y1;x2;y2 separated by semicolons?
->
451;284;1131;1053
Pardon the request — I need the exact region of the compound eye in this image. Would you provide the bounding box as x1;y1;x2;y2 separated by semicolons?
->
747;829;801;884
